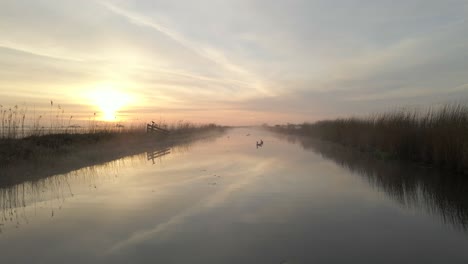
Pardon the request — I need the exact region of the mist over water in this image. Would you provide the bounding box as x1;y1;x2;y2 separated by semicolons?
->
0;128;467;263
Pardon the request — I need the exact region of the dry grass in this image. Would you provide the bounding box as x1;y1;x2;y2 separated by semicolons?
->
272;104;468;174
0;102;226;166
0;102;140;138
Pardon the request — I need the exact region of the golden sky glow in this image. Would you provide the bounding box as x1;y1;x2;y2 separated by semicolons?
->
0;1;467;125
87;85;135;121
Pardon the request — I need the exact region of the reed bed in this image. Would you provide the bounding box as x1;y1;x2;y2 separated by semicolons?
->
0;102;225;166
167;121;224;134
272;104;468;174
0;103;132;139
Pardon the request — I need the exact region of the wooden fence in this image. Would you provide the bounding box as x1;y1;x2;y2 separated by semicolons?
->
146;121;169;134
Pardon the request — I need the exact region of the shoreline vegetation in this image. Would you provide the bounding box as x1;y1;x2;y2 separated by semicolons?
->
0;102;227;184
1;123;225;162
0;123;226;187
270;104;468;174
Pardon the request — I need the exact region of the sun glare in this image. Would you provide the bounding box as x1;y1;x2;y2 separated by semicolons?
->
88;86;132;121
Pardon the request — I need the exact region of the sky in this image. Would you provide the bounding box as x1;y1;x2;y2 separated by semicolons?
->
1;0;467;125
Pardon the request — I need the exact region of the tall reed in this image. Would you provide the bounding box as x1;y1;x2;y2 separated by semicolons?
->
0;101;225;140
272;104;468;174
0;102;143;138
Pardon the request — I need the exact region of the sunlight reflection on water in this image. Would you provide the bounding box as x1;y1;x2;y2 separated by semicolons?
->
0;128;467;263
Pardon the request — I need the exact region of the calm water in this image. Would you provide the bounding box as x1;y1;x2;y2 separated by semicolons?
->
1;128;468;263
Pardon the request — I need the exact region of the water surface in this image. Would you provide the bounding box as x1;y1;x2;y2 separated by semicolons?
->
1;128;468;263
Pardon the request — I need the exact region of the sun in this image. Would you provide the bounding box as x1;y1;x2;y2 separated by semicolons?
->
88;86;131;121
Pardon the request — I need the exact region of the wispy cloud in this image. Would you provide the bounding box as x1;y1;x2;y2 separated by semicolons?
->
0;0;467;124
102;2;272;96
0;43;84;62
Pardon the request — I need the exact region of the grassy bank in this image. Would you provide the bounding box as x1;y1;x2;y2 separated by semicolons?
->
271;104;468;174
0;122;226;168
0;123;226;188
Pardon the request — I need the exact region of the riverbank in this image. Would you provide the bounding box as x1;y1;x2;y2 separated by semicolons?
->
270;104;468;174
0;124;227;186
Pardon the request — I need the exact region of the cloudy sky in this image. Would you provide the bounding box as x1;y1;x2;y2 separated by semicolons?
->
1;0;467;125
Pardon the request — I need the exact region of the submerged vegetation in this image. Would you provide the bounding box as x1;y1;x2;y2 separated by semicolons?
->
272;104;468;174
